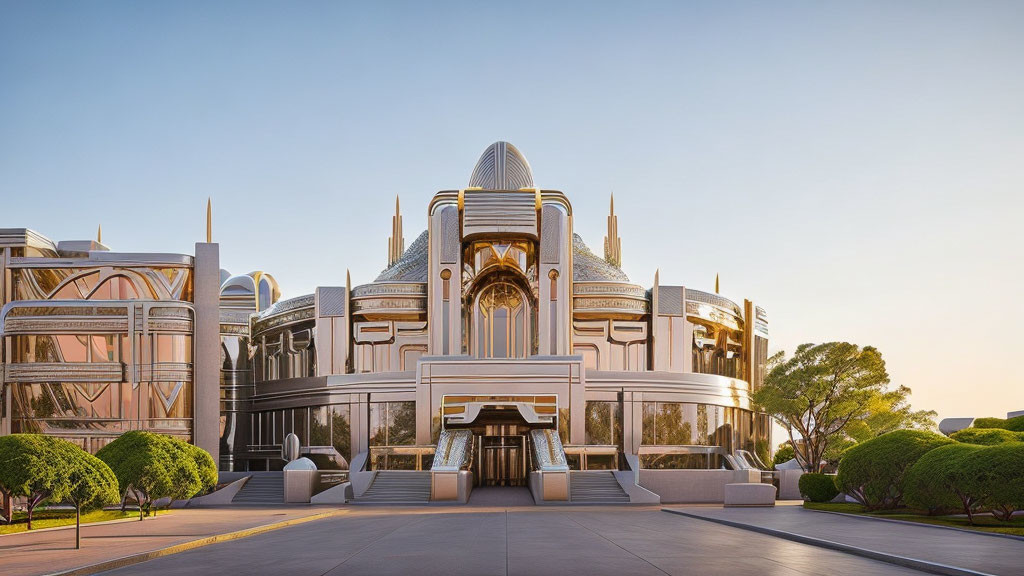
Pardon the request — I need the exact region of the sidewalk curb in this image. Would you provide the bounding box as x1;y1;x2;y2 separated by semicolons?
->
805;507;1024;542
43;509;346;576
661;508;996;576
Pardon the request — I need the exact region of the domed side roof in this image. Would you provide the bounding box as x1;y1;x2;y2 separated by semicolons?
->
572;233;630;282
468;141;535;190
375;230;429;282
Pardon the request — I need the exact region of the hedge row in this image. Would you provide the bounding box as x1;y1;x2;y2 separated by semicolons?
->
949;428;1024;445
834;429;1024;523
905;442;1024;522
972;415;1024;432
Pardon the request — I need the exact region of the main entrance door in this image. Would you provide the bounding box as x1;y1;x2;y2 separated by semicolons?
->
477;425;528;487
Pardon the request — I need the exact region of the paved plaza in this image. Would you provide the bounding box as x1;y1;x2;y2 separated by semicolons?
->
0;506;338;576
668;505;1024;576
97;506;927;576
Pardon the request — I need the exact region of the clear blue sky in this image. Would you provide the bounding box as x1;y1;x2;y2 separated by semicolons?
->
2;1;1022;425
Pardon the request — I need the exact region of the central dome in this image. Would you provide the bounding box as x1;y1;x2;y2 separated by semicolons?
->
468;141;535;190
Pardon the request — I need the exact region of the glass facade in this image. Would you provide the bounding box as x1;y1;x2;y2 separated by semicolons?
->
585;401;622;446
690;321;744;379
640;401;758;469
249;404;352;469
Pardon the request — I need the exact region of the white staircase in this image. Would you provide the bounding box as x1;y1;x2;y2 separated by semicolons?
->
354;471;431;504
570;471;631;504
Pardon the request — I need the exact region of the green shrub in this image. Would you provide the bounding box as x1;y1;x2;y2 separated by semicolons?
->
904;443;983;517
184;442;217;495
798;473;839;502
835;429;953;510
961;442;1024;521
772;443;795;469
972;415;1024;432
950;428;1024;445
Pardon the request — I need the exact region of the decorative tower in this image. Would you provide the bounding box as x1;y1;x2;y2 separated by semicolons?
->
603;193;622;267
387;195;404;267
206;197;213;243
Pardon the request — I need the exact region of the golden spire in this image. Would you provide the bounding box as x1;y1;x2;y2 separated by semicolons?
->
715;273;720;294
387;195;404;267
206;197;213;243
96;224;102;244
603;193;622;267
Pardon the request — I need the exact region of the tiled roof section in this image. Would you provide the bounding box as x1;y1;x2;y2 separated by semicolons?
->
572;233;630;282
375;230;429;282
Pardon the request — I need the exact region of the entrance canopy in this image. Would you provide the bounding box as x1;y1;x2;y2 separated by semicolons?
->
442;395;557;427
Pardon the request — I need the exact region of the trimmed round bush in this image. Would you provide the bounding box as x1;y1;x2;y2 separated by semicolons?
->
961;442;1024;521
185;442;218;495
904;443;983;516
798;473;839;502
972;415;1024;432
835;429;954;510
950;428;1024;445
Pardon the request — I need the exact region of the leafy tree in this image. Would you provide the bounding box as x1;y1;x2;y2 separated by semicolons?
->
51;440;119;549
0;434;70;529
843;385;937;443
96;431;202;520
835;429;953;510
772;442;795;469
950;428;1024;445
961;442;1024;522
904;443;983;520
753;343;934;472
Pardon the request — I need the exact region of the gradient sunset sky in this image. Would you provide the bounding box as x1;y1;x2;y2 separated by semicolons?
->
2;1;1022;425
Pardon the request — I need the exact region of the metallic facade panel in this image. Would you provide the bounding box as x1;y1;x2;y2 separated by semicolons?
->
468;141;535;190
318;287;347;317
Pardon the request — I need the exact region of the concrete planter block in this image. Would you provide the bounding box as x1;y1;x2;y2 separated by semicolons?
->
724;483;777;507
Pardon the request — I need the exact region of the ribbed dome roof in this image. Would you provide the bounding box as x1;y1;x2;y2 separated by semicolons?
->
468;141;535;190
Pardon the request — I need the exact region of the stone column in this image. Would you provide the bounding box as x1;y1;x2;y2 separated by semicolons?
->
193;242;220;465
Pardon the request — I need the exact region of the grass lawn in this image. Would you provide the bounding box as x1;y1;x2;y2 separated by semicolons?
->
0;509;146;535
804;502;1024;537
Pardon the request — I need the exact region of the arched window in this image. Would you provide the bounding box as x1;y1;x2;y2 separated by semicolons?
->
474;281;529;358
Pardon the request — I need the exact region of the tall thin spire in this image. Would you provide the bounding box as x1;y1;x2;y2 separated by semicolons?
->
387;195;404;267
206;197;213;243
715;273;720;294
96;224;102;244
603;193;622;267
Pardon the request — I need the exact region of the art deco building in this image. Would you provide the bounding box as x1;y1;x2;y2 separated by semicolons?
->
1;142;770;499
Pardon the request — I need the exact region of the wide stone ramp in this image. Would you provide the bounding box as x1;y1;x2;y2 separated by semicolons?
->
570;471;631;503
354;471;431;504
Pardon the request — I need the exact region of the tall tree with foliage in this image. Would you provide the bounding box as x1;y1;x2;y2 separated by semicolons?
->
753;342;933;473
0;434;71;529
96;431;203;519
53;440;119;548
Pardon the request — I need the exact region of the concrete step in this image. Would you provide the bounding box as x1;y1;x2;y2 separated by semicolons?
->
232;474;284;504
570;471;631;504
356;471;432;504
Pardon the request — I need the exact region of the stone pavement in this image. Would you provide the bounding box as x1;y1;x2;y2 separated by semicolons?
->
0;506;338;576
99;506;925;576
667;505;1023;575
